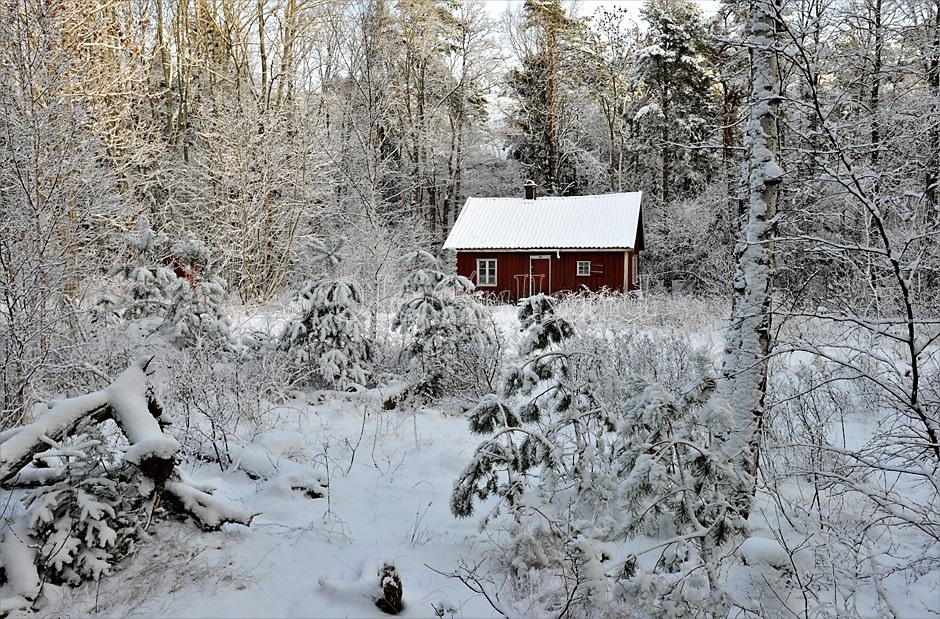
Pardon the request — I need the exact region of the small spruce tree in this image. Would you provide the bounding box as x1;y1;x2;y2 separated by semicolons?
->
23;426;152;585
113;218;181;320
165;233;234;352
451;294;583;521
613;355;748;617
450;297;749;616
281;239;373;390
393;250;495;398
114;220;233;352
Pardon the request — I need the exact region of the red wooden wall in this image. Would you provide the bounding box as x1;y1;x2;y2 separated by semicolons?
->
456;250;639;301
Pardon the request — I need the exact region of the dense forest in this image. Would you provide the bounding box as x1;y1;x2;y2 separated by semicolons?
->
1;0;939;617
2;0;939;309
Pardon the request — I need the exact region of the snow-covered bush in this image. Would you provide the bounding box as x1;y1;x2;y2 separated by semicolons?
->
448;521;631;619
452;297;749;617
112;218;180;320
280;239;373;391
641;186;736;296
114;220;234;352
170;231;210;270
554;290;728;335
22;425;151;586
164;348;286;467
393;250;500;399
755;355;940;618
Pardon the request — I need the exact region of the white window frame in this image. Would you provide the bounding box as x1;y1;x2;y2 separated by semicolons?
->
477;258;497;287
576;260;591;277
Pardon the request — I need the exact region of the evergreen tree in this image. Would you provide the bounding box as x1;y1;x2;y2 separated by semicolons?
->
168;273;234;353
281;239;373;390
23;425;152;585
392;249;495;398
632;0;719;209
113;218;181;320
505;0;586;194
451;294;581;520
164;234;234;352
115;220;233;352
614;356;748;617
452;298;749;614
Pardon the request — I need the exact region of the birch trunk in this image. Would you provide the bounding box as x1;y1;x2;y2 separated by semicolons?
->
721;0;783;504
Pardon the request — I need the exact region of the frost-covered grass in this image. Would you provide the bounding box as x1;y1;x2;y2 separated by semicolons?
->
1;292;938;619
552;289;729;334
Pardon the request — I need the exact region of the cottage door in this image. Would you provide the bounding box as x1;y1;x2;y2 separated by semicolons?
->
529;255;551;295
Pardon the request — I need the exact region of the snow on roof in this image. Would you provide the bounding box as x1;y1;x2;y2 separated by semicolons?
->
442;192;643;251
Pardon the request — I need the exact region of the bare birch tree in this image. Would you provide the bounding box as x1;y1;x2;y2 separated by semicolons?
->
720;0;784;506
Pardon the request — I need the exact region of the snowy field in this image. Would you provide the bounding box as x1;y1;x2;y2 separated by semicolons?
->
50;396;500;618
2;293;938;619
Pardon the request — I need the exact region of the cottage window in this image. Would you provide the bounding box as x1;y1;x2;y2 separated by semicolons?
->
576;261;591;276
477;259;497;286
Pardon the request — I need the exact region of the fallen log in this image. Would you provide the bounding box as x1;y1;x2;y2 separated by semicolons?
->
0;357;172;486
0;356;256;523
0;357;258;611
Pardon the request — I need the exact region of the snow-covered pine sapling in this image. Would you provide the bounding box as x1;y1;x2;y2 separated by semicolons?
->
392;250;495;398
286;279;372;390
113;217;181;320
168;277;234;353
113;221;233;352
281;238;373;390
22;424;151;586
451;294;581;522
169;231;210;276
166;232;235;352
614;354;748;617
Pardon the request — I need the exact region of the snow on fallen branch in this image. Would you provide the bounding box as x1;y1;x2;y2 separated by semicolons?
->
0;393;113;485
0;357;257;526
0;357;174;486
0;357;258;610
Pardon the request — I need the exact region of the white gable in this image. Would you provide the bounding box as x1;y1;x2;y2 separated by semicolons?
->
442;192;643;251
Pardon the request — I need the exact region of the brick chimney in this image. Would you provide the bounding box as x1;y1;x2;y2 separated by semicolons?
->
523;179;537;200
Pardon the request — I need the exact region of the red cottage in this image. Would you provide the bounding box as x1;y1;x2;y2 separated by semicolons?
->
443;183;644;301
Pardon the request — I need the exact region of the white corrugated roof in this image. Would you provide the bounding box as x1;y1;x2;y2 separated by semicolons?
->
442;192;642;250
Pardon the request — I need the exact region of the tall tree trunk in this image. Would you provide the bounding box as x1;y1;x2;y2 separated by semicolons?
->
276;0;298;108
156;0;174;141
927;0;940;217
661;82;670;209
257;0;268;109
721;0;783;509
547;27;559;194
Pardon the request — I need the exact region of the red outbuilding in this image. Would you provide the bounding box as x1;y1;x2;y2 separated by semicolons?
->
443;183;644;301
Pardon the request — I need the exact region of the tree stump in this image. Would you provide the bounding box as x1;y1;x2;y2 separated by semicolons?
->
375;562;403;615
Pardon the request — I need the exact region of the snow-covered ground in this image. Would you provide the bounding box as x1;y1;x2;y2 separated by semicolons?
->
51;396;497;618
3;293;938;619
